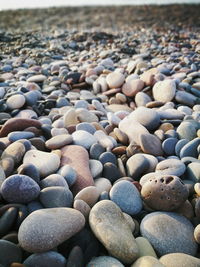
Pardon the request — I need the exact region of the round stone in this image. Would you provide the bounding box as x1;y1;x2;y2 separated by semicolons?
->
89;160;103;179
39;186;73;208
8;131;35;142
76;122;96;134
135;237;157;258
106;72;125;88
141;175;189;211
89;143;105;159
17;163;40;183
177;121;198;141
135;92;152;107
73;199;91;219
126;154;150;179
6;94;26;110
57;165;77;187
27;74;47;83
87;256;125;267
23;251;67;267
89;200;139;264
23;150;60;177
72;130;97;149
40;174;68;189
140;211;197;256
94;178;112;194
109;180;143;215
0;174;40;203
152;79;176;103
18;208;85;253
99;152;117;165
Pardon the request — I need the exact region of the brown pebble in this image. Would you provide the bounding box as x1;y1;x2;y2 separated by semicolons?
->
112;146;127;155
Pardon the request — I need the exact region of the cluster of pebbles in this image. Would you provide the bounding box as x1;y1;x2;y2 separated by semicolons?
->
0;7;200;267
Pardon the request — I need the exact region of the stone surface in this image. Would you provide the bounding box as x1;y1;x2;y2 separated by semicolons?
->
72;130;97;149
89;200;139;264
155;159;186;177
6;94;26;110
106;72;125;88
45;134;73;149
18;208;85;253
23;150;60;177
135;237;157;258
74;186;99;207
0;240;22;267
122;79;144;97
109;180;143;215
61;145;94;194
140;211;197;256
141;175;189;211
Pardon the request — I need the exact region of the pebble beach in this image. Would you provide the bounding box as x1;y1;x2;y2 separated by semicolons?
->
0;4;200;267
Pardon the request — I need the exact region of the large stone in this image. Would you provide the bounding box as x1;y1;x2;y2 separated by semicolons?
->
61;145;94;194
23;150;60;177
18;208;85;253
159;253;200;267
140;211;197;256
89;200;139;264
0;118;41;137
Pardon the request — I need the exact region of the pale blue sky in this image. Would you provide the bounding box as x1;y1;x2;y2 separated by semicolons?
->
0;0;199;10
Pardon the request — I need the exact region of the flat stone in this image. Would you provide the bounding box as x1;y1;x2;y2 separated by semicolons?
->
162;138;178;156
23;251;67;267
60;145;94;194
139;133;163;156
109;180;143;215
45;134;73;149
106;72;125;88
0;174;40;203
8;131;35;142
0;118;41;137
76;122;96;134
159;253;200;267
153;79;176;103
40;174;68;189
6;94;26;110
89;200;139;264
155;158;186;177
27;74;47;83
87;256;125;267
23;150;60;177
140;211;197;256
141;175;189;211
180;138;200;159
18;208;85;253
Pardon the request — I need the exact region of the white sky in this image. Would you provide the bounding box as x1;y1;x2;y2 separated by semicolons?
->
0;0;199;10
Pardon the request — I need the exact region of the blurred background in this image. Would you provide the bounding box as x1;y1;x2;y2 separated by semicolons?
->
1;0;200;10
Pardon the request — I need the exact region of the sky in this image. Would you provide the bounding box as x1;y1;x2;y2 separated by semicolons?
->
0;0;199;10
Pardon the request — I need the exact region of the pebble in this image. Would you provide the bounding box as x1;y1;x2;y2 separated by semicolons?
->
89;200;139;264
74;186;99;207
40;174;68;188
109;180;143;215
99;151;117;165
131;256;164;267
61;145;94;194
177;121;198;141
0;240;22;267
18;208;85;253
87;256;125;267
23;150;60;177
27;74;47;83
89;159;103;178
72;130;97;149
106;72;125;88
152;79;176;103
139;133;163;156
45;134;73;149
8;131;35;142
162;137;178;155
0;174;40;203
6;94;26;110
141;175;189;211
140;211;197;256
185;162;200;182
122;79;144;97
126;154;150;179
179;137;200;158
23;251;67;267
159;253;200;267
57;165;77;187
155;158;186;177
135;237;157;258
90;143;105;159
39;186;73;208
